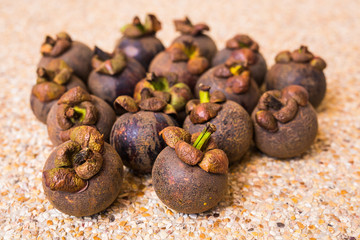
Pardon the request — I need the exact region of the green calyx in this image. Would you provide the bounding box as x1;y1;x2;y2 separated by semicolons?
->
229;65;242;76
193;123;217;151
70;106;87;123
146;74;169;91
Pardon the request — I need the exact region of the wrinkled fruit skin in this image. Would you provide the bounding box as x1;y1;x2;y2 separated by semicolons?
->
115;36;165;70
266;62;326;108
172;34;217;62
195;66;261;113
212;48;267;86
88;57;146;105
149;51;199;91
38;41;93;82
42;142;123;217
30;75;86;124
183;101;253;164
110;111;177;173
152;147;227;214
47;95;116;146
251;104;318;158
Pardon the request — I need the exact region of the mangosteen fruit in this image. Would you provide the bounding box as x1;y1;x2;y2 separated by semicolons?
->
47;86;116;146
149;40;209;91
134;72;193;124
88;47;146;105
110;95;178;173
252;85;318;158
30;59;86;124
153;124;228;214
38;32;92;82
42;126;124;217
195;56;260;113
266;45;327;108
114;14;165;70
212;34;267;86
172;17;217;62
183;85;253;164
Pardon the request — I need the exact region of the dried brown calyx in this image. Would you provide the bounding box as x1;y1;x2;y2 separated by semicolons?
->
255;85;309;132
56;87;98;141
213;54;253;95
32;59;73;102
134;72;193;112
186;84;225;124
160;124;228;174
91;47;127;75
40;32;72;57
225;34;259;52
121;14;162;38
275;45;327;71
43;126;104;193
174;17;209;36
167;40;209;75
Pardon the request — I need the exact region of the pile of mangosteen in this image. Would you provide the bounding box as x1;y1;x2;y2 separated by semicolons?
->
30;14;327;216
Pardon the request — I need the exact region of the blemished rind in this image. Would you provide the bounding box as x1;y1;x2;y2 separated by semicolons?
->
115;36;165;70
172;34;217;62
149;51;199;91
88;57;146;105
30;75;86;124
195;66;260;114
152;146;227;214
211;48;267;86
265;62;326;108
251;104;318;158
42;142;124;217
183;100;252;164
38;41;93;82
47;95;116;146
110;111;177;173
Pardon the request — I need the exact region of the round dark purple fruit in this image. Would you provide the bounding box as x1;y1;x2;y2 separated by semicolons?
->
88;47;146;105
42;126;124;217
153;124;228;213
30;59;86;124
110;95;178;173
171;17;217;62
47;87;116;146
266;46;327;108
114;14;165;70
149;40;209;91
183;85;253;164
37;32;92;82
212;34;267;86
195;55;260;113
252;85;318;158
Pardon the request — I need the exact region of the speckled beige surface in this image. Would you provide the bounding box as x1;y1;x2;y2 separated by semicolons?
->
1;0;360;239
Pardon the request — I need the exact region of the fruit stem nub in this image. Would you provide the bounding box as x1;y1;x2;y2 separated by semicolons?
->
199;84;211;103
193;123;216;151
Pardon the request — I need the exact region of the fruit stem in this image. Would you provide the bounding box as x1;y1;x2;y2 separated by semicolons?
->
199;84;210;103
71;106;86;123
146;72;169;91
230;65;242;75
193;123;216;151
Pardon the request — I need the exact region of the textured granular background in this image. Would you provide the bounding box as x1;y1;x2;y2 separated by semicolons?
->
1;0;360;239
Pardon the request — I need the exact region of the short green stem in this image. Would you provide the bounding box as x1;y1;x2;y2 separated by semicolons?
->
230;65;242;75
146;73;169;91
193;123;216;151
199;84;211;103
71;106;86;123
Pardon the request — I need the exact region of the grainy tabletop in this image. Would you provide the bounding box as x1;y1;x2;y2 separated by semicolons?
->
1;0;360;239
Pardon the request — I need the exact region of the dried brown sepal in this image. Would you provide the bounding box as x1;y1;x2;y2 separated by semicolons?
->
273;98;298;123
40;33;72;57
275;51;292;63
168;43;189;62
56;104;74;130
96;53;127;75
140;88;153;100
257;91;282;110
255;110;278;132
198;149;228;174
291;46;314;63
69;126;104;153
189;103;222;124
57;86;91;105
226;73;250;94
54;141;81;167
226;34;259;52
310;57;327;71
175;140;204;165
77;101;98;125
159;126;191;149
143;14;162;33
191;132;217;151
113;96;139;115
281;85;309;107
59;129;72;143
185;99;200;114
73;149;103;180
229;48;257;65
51;39;71;57
214;65;232;78
32;82;66;102
187;57;209;75
153;91;171;103
53;68;72;85
174;17;209;35
43;168;87;193
56;32;72;41
139;97;167;112
210;90;227;103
